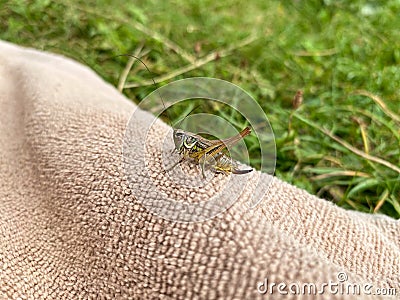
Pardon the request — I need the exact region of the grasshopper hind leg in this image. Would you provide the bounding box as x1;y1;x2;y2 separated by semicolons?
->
199;154;208;179
199;153;217;179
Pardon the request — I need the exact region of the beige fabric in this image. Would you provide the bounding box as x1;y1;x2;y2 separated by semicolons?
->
0;40;399;299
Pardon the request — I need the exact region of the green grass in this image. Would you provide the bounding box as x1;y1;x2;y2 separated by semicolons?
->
1;0;399;218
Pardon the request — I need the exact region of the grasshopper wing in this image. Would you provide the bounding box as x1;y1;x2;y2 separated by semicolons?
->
191;127;251;161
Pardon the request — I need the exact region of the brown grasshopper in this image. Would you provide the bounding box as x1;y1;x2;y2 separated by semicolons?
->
117;54;253;178
169;126;253;178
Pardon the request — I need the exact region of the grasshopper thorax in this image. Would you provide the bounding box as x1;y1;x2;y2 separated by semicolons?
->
173;129;198;151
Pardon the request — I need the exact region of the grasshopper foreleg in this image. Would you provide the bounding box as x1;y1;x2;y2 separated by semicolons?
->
165;158;184;173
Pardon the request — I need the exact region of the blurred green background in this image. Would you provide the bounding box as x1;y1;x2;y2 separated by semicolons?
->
1;0;399;218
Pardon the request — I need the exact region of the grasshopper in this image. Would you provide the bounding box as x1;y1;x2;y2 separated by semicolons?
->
169;126;253;178
117;54;253;178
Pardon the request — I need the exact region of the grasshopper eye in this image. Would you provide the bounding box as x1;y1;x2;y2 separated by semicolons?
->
173;130;184;140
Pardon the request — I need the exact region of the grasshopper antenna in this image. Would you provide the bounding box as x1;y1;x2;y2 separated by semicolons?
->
114;54;173;128
115;54;201;131
174;104;200;129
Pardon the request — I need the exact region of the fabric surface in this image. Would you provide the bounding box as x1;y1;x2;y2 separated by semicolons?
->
0;40;399;300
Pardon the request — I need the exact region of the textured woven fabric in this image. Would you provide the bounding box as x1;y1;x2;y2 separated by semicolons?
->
0;40;399;299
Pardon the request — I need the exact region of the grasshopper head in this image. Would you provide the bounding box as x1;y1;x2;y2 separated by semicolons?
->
173;129;185;150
